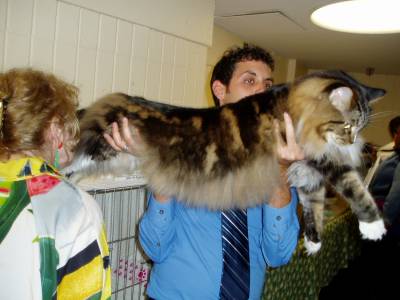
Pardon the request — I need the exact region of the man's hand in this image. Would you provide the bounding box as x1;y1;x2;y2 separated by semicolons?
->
269;112;305;208
103;117;141;155
103;118;170;203
274;112;305;164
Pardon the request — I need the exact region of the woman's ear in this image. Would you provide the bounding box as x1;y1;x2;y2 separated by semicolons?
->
46;118;63;147
46;118;75;168
211;80;226;105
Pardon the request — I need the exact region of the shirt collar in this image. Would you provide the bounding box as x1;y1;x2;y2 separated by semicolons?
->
0;157;60;181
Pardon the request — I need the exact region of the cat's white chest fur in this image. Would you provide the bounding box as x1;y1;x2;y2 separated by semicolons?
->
324;136;363;167
62;152;140;183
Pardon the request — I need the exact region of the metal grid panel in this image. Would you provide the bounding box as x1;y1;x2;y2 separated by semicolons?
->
90;185;150;300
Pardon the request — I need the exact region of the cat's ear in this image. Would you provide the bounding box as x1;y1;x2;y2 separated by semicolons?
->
366;86;386;104
329;86;353;113
212;80;226;104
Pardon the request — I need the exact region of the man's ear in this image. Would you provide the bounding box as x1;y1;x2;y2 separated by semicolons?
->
211;80;226;104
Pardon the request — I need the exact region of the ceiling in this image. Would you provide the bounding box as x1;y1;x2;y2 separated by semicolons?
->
214;0;400;75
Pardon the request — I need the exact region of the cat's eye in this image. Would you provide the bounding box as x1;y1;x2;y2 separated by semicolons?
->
344;123;351;130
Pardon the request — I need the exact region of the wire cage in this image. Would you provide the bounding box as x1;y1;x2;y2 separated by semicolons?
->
81;175;150;300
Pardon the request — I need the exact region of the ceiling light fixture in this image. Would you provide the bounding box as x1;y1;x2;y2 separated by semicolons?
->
311;0;400;34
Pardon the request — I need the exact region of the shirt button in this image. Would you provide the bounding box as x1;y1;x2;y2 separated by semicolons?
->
276;216;282;221
156;242;160;247
159;209;164;215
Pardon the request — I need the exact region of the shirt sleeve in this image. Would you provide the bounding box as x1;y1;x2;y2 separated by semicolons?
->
139;192;176;262
383;163;400;225
261;187;300;268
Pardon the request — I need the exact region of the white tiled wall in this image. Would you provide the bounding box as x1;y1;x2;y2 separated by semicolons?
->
0;0;209;108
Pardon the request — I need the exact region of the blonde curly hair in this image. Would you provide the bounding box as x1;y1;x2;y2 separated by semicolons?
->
0;68;79;160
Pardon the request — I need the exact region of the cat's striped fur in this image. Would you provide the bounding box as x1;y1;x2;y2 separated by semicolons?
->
64;70;387;253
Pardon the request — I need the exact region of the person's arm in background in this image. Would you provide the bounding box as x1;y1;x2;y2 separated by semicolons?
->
104;118;177;262
383;162;400;226
261;113;302;266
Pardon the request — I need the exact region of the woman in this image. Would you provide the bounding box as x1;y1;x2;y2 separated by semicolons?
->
0;68;111;299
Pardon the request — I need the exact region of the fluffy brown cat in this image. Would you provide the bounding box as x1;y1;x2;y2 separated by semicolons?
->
63;70;386;254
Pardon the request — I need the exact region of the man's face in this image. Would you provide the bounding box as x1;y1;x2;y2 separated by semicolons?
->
219;60;273;106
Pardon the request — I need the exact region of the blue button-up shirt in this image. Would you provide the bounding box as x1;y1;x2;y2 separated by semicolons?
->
139;188;299;299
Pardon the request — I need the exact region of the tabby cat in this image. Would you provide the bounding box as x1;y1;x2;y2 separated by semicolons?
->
63;70;386;254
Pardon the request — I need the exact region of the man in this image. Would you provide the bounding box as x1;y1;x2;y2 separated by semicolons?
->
370;116;400;236
365;116;400;187
105;44;303;299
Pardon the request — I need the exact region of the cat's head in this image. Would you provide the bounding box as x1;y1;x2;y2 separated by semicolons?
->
318;70;384;140
289;70;385;160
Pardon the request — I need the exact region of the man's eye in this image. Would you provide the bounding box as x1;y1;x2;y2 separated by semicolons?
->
265;81;273;89
244;78;254;85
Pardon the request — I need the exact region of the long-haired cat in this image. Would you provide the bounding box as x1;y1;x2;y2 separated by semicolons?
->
63;70;386;254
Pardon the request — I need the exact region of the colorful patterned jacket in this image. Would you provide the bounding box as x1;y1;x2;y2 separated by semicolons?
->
0;157;111;299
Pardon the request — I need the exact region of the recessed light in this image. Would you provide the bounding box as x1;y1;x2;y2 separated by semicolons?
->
311;0;400;34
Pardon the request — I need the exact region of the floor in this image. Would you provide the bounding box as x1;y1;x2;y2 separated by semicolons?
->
319;238;400;300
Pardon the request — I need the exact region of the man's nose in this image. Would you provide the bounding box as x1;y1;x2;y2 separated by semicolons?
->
254;83;266;94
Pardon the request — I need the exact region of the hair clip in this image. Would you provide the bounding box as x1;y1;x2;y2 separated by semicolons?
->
0;95;8;139
0;100;3;138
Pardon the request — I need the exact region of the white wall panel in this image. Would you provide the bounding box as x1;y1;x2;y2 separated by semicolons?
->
79;9;99;49
75;9;99;107
53;2;79;82
132;25;149;60
4;32;30;69
0;0;5;30
77;47;97;107
113;20;133;93
30;0;57;71
33;0;57;40
1;0;209;108
31;38;54;72
0;0;6;69
144;31;163;99
4;0;33;69
172;65;186;106
94;15;117;99
64;0;214;46
159;34;175;102
185;42;199;105
129;25;149;97
171;39;188;105
7;0;33;35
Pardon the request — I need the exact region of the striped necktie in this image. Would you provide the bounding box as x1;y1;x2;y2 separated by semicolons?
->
220;208;250;300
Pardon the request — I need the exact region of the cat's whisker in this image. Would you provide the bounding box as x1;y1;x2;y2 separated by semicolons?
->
369;111;397;120
364;123;381;129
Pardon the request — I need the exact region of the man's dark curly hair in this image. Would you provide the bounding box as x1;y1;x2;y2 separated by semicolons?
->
389;116;400;138
210;43;274;106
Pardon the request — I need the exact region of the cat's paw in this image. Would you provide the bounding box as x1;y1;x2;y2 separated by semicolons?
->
359;219;386;240
303;236;321;255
